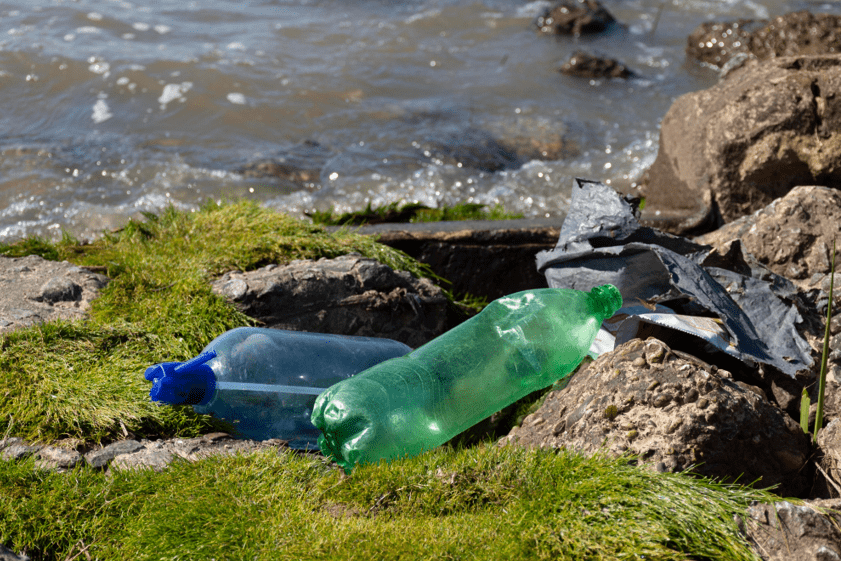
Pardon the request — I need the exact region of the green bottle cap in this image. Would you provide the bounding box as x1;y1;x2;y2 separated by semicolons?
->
588;284;623;320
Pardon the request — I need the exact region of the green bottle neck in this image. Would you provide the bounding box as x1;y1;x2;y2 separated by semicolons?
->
586;284;623;321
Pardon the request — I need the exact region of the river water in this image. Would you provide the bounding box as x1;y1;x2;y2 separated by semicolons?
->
0;0;836;241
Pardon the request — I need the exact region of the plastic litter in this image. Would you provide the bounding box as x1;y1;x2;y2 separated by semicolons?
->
538;178;814;377
144;327;411;448
311;284;622;473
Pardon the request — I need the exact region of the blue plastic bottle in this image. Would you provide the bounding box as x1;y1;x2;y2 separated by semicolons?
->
144;327;411;448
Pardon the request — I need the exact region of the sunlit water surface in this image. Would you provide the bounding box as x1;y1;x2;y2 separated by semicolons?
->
0;0;837;240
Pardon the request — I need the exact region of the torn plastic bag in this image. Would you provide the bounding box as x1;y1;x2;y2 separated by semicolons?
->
537;178;813;378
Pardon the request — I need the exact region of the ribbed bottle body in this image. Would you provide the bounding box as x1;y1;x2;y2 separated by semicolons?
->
312;285;622;471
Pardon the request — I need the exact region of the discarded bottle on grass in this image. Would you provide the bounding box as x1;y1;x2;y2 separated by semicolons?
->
144;327;411;449
312;284;622;473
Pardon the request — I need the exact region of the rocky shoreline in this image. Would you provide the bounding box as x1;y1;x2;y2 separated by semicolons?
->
5;3;841;559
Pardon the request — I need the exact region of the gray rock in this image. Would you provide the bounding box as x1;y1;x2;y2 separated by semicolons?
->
741;500;841;561
212;253;448;347
35;446;82;470
818;419;841;495
36;277;82;303
642;54;841;231
1;444;41;461
110;448;175;472
686;19;762;69
0;544;29;561
84;439;143;469
695;186;841;286
0;255;109;333
500;338;811;497
0;437;24;451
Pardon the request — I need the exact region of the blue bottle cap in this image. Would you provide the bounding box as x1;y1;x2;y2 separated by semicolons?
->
144;350;218;406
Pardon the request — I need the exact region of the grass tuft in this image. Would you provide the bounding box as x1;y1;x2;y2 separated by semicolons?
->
0;201;439;442
0;444;774;561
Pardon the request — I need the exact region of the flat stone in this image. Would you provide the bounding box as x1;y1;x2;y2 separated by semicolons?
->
212;253;449;348
0;255;109;333
110;448;174;472
84;439;143;469
1;444;40;461
36;446;82;470
348;219;561;301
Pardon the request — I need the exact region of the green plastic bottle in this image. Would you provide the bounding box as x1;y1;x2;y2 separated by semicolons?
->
311;284;622;473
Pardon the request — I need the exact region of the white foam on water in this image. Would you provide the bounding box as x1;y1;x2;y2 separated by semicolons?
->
158;82;192;109
226;92;246;105
91;99;113;123
88;61;109;75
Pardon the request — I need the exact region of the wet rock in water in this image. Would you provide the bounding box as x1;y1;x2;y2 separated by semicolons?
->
740;500;841;560
686;19;763;68
238;139;330;188
424;128;521;172
560;50;634;79
687;11;841;69
500;338;811;497
485;116;580;162
0;255;109;333
212;253;448;348
535;0;616;36
751;11;841;59
642;54;841;230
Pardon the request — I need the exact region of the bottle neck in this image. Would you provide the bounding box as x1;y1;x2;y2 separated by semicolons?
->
586;284;623;321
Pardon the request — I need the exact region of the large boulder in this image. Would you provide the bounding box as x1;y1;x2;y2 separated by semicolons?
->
212;253;448;348
500;338;811;497
642;54;841;231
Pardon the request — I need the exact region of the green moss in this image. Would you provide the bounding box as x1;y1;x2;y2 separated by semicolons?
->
603;405;619;420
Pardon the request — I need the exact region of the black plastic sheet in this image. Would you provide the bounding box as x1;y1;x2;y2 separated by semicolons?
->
537;179;812;377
